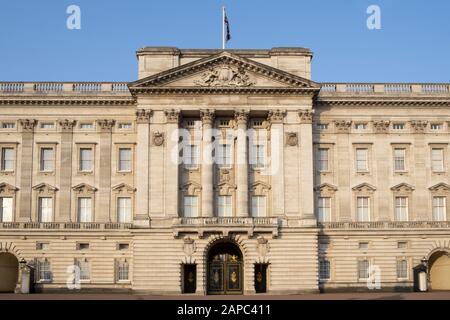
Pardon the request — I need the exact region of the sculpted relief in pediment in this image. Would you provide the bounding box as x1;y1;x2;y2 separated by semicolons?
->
194;64;255;87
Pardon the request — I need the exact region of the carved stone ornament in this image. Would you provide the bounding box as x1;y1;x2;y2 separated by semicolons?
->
298;109;314;124
334;120;352;132
200;109;215;125
410;120;428;133
257;236;270;257
183;237;196;256
165;109;181;123
153;131;165;146
219;169;231;183
19;119;37;132
234;109;249;125
194;64;255;87
286;132;298;146
373;120;391;133
97;119;116;131
58;119;77;132
136;109;152;124
267;109;286;124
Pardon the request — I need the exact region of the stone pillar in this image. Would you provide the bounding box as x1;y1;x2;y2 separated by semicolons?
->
18;119;36;221
298;110;315;223
164;109;181;217
235;110;249;217
200;109;215;218
135;109;152;225
97;119;115;222
411;120;429;220
58;119;76;222
334;120;352;221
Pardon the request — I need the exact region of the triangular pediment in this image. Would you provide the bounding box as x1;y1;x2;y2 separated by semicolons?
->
0;183;18;195
72;183;97;193
429;183;450;192
314;183;338;192
391;183;415;192
352;183;377;192
112;183;136;194
129;52;319;94
33;183;58;193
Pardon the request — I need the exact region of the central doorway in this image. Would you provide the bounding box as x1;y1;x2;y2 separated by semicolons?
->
0;252;19;293
429;251;450;291
207;241;243;295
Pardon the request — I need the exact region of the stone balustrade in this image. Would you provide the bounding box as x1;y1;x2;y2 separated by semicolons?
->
320;83;450;94
0;222;133;230
0;82;130;94
318;221;450;229
174;217;279;226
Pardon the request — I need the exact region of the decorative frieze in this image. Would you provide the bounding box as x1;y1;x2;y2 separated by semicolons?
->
165;109;181;123
298;109;314;124
136;109;153;124
334;120;352;132
58;119;77;132
19;119;37;132
410;120;428;133
373;120;391;133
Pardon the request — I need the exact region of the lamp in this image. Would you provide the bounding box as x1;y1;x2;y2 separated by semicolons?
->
421;257;428;268
19;258;27;268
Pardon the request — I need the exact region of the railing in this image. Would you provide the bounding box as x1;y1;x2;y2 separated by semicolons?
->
174;217;279;226
320;83;450;94
0;222;133;230
318;221;450;229
0;82;130;94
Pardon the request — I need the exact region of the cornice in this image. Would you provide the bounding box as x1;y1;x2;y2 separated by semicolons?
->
315;97;450;107
0;97;136;106
130;87;318;96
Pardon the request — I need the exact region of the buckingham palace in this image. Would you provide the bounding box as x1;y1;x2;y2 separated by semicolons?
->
0;46;449;295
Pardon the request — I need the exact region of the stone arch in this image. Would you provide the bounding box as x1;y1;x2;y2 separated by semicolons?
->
428;248;450;291
0;242;24;293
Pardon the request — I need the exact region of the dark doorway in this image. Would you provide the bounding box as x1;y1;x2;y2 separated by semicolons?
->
182;264;197;294
207;241;243;295
0;252;19;293
255;264;268;293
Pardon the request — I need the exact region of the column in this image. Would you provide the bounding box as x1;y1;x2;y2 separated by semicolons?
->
235;110;249;217
135;109;152;224
268;110;285;216
58;119;76;222
97;119;115;222
18;119;36;221
200;109;215;218
164;109;181;217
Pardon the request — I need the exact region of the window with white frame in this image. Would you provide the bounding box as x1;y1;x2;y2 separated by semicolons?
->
118;148;132;172
217;195;232;217
356;197;370;222
393;148;406;171
0;197;13;222
184;145;199;169
117;260;129;281
355;123;367;130
40;148;54;172
79;148;93;172
395;196;408;221
431;148;444;172
78;197;92;223
358;260;370;279
36;259;52;282
80;123;94;129
183;196;198;217
317;197;331;222
118;123;132;129
393;123;405;130
76;259;90;280
1;147;15;171
317;123;328;130
251;196;266;217
317;148;329;172
217;144;232;168
319;259;330;280
40;123;55;129
117;197;132;223
396;259;408;279
2;122;15;129
431;123;443;131
251;144;266;169
433;196;446;221
355;148;368;172
38;197;53;223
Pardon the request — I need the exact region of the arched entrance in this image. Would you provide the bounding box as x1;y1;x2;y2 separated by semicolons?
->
429;251;450;291
207;241;243;295
0;252;19;293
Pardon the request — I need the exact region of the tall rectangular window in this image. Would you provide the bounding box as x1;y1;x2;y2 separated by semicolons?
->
317;148;329;172
118;148;132;172
1;148;14;171
357;197;370;222
218;195;232;217
40;148;54;172
36;259;52;282
251;145;266;169
78;197;92;223
433;196;446;221
319;260;331;280
217;144;232;168
355;148;368;172
393;148;406;171
431;148;444;172
358;260;370;279
395;197;408;221
79;148;93;172
76;259;90;280
184;196;198;217
251;196;266;217
117;260;129;281
184;145;199;169
397;259;408;279
117;197;132;223
317;197;331;222
0;197;13;222
38;197;53;223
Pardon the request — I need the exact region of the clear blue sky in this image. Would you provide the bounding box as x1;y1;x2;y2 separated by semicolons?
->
0;0;449;82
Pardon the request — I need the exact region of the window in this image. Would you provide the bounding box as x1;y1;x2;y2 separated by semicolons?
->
36;242;50;250
358;260;370;279
80;123;94;129
433;196;446;221
38;197;53;222
317;123;328;130
118;243;129;251
318;242;329;252
431;123;443;130
431;148;444;172
184;145;199;169
117;197;132;223
355;148;368;172
397;242;408;249
79;148;93;172
395;197;409;221
219;119;230;127
117;260;129;281
317;148;329;172
218;195;232;217
393;148;406;171
251;145;265;169
357;197;370;222
217;144;232;168
77;243;90;250
1;147;15;171
317;197;331;222
0;197;13;222
2;122;15;129
355;123;367;130
76;259;90;280
36;259;52;282
40;123;54;129
40;148;54;172
78;197;92;222
118;123;132;129
393;123;405;130
359;242;369;250
397;259;408;279
252;120;264;127
184;196;198;217
251;196;266;217
319;260;330;280
118;148;132;172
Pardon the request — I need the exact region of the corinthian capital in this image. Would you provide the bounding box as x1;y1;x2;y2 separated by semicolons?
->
58;119;77;132
298;109;314;124
234;109;249;126
165;109;181;124
136;109;153;124
19;119;37;132
97;119;116;132
200;109;215;125
267;109;286;124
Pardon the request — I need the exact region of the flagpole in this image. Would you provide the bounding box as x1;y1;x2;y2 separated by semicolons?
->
222;6;225;50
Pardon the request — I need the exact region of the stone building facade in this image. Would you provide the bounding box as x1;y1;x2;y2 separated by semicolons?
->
0;47;449;294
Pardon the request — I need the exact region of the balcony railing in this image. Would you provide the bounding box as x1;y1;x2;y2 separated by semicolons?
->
318;221;450;229
0;222;133;230
0;82;130;94
174;217;279;226
320;83;450;94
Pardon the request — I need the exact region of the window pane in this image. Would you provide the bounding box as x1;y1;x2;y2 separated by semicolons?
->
318;197;330;222
394;149;406;171
78;198;92;222
1;148;14;171
184;145;199;169
433;196;446;221
184;196;198;217
251;145;265;168
397;260;408;279
0;197;13;222
76;260;90;280
37;260;52;282
80;148;93;171
217;144;232;168
117;261;129;281
395;197;408;221
356;149;368;171
119;148;132;171
431;149;444;172
317;149;329;171
319;260;330;280
39;197;53;223
218;195;232;217
117;198;132;223
358;260;369;279
357;197;370;222
40;148;54;171
251;196;266;217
